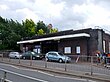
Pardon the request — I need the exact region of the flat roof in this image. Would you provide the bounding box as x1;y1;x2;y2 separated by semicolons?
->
17;33;90;44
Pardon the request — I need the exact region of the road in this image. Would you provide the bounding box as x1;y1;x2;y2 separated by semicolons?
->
3;58;110;76
0;63;100;82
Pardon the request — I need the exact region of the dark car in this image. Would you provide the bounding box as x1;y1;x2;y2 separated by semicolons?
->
22;51;43;60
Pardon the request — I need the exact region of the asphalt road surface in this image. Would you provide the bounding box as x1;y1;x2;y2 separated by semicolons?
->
0;63;101;82
3;58;110;76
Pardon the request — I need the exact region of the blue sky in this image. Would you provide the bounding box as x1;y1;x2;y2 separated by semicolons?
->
0;0;110;31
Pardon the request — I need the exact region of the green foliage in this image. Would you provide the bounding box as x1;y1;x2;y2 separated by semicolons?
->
37;29;45;35
49;28;58;33
36;21;48;34
0;18;23;50
22;19;36;37
0;16;58;50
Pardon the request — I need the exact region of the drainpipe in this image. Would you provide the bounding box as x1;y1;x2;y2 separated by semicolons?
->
87;38;89;61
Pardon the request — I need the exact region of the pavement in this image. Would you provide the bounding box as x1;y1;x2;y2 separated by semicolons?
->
0;61;110;82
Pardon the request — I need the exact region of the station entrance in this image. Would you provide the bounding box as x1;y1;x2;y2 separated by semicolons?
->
42;41;58;54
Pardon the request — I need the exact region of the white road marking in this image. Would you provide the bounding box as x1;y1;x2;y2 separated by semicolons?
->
0;63;96;82
18;68;94;81
20;68;97;82
6;79;13;82
37;71;54;76
16;67;55;76
0;63;54;76
1;78;13;82
55;76;96;82
0;63;20;69
17;68;91;81
0;68;48;82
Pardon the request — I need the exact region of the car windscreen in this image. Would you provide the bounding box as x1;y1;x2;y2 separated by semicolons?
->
31;52;36;55
10;52;18;54
58;52;64;56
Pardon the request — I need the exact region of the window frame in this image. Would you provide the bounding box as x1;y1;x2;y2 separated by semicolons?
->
64;47;71;54
76;46;80;54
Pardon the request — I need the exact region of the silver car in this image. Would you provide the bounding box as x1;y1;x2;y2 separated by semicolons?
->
45;51;71;63
9;52;22;59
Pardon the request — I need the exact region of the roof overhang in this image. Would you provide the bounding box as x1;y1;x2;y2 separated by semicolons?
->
17;33;90;44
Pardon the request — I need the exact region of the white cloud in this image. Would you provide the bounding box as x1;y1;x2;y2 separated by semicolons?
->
33;0;65;18
0;4;9;11
0;0;110;31
86;5;110;27
16;8;39;22
72;2;110;29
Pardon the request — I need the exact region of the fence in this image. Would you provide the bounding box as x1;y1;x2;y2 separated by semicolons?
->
0;68;48;82
0;70;7;82
0;54;110;78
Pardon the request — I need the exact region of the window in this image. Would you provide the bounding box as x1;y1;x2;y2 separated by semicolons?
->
52;53;57;56
109;42;110;53
58;52;64;56
33;45;41;54
76;46;80;54
103;40;106;53
48;53;57;56
38;48;40;54
64;47;71;54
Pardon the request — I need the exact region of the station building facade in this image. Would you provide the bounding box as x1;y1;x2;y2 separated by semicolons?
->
17;28;110;56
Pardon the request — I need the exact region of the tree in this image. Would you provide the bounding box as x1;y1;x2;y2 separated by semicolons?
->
37;29;45;35
0;16;59;50
36;21;47;34
49;28;58;33
0;19;20;50
22;19;36;37
0;17;23;50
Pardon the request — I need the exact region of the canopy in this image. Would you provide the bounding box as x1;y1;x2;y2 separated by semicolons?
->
17;33;90;44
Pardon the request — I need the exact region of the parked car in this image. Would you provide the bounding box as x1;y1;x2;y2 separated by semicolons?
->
21;51;43;60
45;51;71;63
9;52;22;59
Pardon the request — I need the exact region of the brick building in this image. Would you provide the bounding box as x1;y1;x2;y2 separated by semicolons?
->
17;28;110;56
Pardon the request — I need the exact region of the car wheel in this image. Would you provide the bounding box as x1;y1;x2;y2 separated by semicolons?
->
59;59;63;63
15;56;17;59
23;57;26;60
32;57;36;60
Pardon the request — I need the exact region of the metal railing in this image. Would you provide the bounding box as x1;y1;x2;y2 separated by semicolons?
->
0;68;48;82
0;54;110;78
0;71;7;82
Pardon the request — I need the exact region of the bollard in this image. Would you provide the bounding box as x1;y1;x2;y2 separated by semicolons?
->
2;54;3;61
2;71;7;82
30;55;32;66
45;58;47;68
9;56;11;62
64;56;67;71
90;56;93;75
18;55;20;64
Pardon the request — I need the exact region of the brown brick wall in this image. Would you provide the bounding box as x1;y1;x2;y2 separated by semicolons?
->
20;28;110;56
87;29;98;56
103;33;110;53
58;38;88;55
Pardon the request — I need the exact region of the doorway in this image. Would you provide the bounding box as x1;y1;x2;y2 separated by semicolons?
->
42;41;58;54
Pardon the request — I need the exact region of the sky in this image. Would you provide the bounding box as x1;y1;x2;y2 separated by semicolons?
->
0;0;110;31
